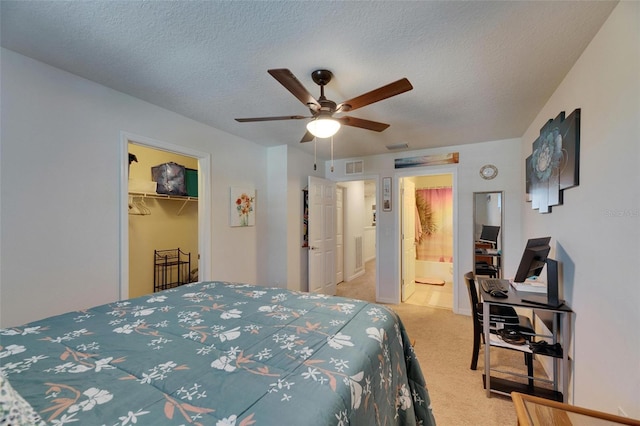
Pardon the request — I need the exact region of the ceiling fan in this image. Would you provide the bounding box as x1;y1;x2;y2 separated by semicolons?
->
235;69;413;143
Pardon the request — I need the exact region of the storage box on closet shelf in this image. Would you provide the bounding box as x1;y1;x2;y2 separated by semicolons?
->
129;180;157;194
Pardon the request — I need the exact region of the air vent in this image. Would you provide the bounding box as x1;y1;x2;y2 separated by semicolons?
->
345;160;363;175
386;142;409;151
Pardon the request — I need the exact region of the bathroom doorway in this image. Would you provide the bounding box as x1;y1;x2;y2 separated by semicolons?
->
400;173;455;310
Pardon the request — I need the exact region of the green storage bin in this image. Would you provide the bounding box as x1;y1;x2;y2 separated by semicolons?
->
185;168;198;197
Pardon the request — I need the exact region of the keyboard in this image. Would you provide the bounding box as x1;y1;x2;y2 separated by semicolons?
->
480;278;509;293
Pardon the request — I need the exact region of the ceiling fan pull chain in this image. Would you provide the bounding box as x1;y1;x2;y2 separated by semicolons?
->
331;136;334;173
313;137;317;171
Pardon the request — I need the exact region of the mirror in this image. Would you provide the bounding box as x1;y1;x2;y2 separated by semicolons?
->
473;191;503;278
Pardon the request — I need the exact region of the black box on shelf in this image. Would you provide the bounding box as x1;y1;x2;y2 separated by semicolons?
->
151;162;187;196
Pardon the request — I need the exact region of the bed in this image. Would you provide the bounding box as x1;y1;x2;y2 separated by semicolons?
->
0;281;436;425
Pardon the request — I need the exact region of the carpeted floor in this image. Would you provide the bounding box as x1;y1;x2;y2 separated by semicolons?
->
337;262;550;425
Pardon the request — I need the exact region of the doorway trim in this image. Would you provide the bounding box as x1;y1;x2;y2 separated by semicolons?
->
119;131;212;300
396;166;459;313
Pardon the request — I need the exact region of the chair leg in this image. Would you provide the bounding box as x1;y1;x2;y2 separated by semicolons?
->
470;327;481;370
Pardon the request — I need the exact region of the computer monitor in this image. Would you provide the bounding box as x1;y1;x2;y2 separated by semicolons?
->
525;236;551;248
521;258;564;308
478;225;500;245
513;240;551;283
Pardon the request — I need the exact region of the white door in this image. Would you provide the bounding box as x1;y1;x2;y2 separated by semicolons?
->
335;186;344;284
401;179;416;301
308;176;337;295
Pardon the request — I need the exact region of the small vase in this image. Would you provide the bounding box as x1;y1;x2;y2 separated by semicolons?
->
240;214;248;227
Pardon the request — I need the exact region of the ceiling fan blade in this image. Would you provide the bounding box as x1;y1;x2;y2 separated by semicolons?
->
337;78;413;112
268;69;321;109
235;115;307;122
338;116;390;132
300;130;315;143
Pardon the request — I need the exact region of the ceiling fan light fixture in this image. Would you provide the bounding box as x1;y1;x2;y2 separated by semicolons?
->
306;117;341;138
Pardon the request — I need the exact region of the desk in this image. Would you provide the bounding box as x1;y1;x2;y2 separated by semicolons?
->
511;392;640;426
480;281;573;402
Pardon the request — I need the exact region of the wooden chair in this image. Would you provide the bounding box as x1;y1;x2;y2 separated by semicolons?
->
464;272;534;384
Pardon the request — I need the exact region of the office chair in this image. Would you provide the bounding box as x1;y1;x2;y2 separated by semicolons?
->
464;272;534;384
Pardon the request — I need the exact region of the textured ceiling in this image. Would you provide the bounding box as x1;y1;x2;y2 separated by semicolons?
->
1;1;617;160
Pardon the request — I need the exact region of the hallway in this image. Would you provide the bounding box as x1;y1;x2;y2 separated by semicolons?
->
336;259;453;310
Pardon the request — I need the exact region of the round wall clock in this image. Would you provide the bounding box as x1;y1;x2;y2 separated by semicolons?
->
480;164;498;180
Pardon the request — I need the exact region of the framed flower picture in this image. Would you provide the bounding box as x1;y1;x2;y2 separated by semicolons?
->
230;187;255;227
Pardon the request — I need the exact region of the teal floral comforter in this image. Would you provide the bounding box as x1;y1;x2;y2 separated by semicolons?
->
0;281;436;425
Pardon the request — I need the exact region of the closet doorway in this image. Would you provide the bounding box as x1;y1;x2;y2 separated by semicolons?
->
119;133;211;300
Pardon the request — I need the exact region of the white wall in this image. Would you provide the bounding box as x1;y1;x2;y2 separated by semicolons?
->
520;2;639;416
265;145;288;289
0;47;324;326
0;48;269;326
